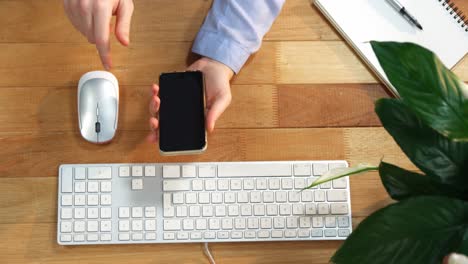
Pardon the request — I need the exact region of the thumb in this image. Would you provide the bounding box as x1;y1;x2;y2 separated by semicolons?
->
115;0;134;46
206;94;231;133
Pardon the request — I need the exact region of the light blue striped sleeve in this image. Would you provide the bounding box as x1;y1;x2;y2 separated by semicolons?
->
192;0;285;74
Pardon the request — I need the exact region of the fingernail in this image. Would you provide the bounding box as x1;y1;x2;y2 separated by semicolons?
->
104;64;110;71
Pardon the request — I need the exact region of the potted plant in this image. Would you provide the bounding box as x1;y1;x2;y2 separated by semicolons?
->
305;41;468;264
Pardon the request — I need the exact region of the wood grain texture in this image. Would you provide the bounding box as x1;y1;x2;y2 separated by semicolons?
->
1;0;466;263
0;85;277;133
278;84;390;127
0;128;408;177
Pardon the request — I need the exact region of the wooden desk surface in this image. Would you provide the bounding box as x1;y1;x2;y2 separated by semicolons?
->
1;0;467;263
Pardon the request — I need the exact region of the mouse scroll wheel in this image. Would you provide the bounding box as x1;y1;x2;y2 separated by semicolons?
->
95;122;101;133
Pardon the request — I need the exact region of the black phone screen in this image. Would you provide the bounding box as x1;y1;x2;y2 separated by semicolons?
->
158;71;206;153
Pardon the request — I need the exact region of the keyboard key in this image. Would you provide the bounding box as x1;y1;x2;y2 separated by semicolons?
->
145;166;156;177
298;229;310;237
100;207;112;218
312;217;323;227
243;179;255;190
286;217;298;228
163;165;180;178
258;230;270;238
269;178;280;190
294;178;306;189
198;165;216;177
191;232;202;240
266;204;278;216
119;166;130;177
273;217;285;228
338;229;350;237
131;179;143;190
61;167;73;193
285;230;297;238
119;220;130;231
61;221;72;233
176;206;188;217
215;205;226;216
74;208;85;219
260;218;272;229
325;216;336;228
289;191;300;202
61;208;72;219
250;192;262;203
281;179;293;189
305;204;316;215
173;193;184;204
132;233;143;241
253;204;265;216
327;190;348;202
205;179;216;191
218;179;229;190
244;230;256;238
163;180;191;191
294;164;311;176
212;193;223;204
230;179;242;190
301;190;313;202
333;177;348;189
73;234;85;242
132;220;143;231
218;163;291;177
224;192;236;203
132;207;143;218
145;207;157;217
279;204;291;215
196;219;207;230
61;195;73;206
331;203;349;214
263;192;274;203
311;229;323;237
100;220;112;232
272;230;283;238
88;208;99;219
320;181;332;189
313;163;328;176
119;233;130;241
256;178;268;190
164;207;175;217
182;165;196;178
221;218;233;230
75;167;86;179
88;167;112;179
234;218;246;229
318;203;329;215
163;232;175;240
87;194;98;206
192;180;203;191
247;218;259;229
241;205;252;216
74;181;86;193
315;190;325;202
132;166;143;177
189;206;201;217
87;233;99;241
146;233;157;240
100;234;112;241
177;232;189;240
74;194;86;206
88;181;99;192
60;234;72;242
276;191;287;202
299;217;311;228
217;231;229;239
325;229;337;237
338;216;350;228
209;219;220;230
237;192;249;203
101;194;112;205
145;220;157;231
164;219;181;231
204;231;216;239
182;219;194;230
100;181;112;192
74;221;85;232
231;231;243;239
119;207;130;218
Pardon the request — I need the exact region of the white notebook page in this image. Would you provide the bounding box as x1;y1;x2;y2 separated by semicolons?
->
315;0;468;94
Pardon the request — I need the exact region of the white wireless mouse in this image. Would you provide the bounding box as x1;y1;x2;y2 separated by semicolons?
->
78;71;119;144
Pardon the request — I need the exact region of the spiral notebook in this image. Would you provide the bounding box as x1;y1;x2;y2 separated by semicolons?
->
314;0;468;96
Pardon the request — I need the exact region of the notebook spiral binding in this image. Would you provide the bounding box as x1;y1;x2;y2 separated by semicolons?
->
440;0;468;32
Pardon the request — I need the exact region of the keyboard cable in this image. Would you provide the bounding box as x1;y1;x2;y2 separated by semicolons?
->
203;242;216;264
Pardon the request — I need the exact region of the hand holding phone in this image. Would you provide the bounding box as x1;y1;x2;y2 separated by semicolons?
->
148;57;234;152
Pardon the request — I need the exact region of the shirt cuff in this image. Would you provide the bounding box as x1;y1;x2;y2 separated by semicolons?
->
191;29;250;74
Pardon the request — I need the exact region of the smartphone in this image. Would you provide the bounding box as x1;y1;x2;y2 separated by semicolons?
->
158;71;207;155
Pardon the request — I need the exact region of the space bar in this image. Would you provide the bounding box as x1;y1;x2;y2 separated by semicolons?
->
218;163;291;177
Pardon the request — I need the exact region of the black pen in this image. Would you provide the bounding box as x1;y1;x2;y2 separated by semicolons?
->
386;0;423;30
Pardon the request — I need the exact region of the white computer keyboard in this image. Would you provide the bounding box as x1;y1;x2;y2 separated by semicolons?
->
57;161;352;245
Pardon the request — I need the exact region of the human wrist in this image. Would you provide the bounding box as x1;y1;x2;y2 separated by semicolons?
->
199;57;235;80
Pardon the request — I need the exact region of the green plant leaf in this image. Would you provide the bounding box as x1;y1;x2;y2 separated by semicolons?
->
379;162;468;201
375;98;468;186
302;164;378;190
371;41;468;141
331;196;468;264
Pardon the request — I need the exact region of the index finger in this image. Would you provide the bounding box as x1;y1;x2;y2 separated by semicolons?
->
93;3;113;70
